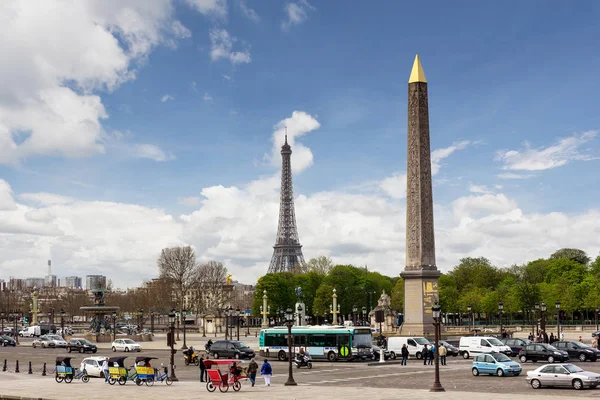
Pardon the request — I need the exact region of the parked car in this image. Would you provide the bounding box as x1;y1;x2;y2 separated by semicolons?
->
387;337;431;360
0;335;16;347
519;343;568;363
501;337;532;357
111;338;142;352
527;363;600;390
459;336;512;359
371;344;391;360
67;338;98;353
552;341;600;362
471;352;522;377
21;326;41;337
80;356;108;378
32;335;66;348
439;341;459;357
209;340;255;359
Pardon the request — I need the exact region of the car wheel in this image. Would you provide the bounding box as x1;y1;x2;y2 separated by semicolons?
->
415;352;422;360
100;371;105;379
573;379;583;390
2;342;5;347
92;349;97;354
462;351;469;359
79;348;84;354
389;352;396;360
42;343;46;348
472;368;479;376
519;355;527;363
234;353;240;359
496;368;504;377
579;353;587;362
125;347;130;352
112;346;116;352
278;351;286;361
530;379;541;389
32;343;36;348
547;356;554;363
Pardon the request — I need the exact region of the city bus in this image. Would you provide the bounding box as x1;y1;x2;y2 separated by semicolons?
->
259;325;373;362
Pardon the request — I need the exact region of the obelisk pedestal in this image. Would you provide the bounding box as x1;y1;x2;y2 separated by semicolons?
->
400;55;441;336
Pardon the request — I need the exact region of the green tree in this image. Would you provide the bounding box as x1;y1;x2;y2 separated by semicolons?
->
306;256;334;275
390;278;404;312
292;271;325;315
448;257;501;291
252;273;296;316
550;248;590;265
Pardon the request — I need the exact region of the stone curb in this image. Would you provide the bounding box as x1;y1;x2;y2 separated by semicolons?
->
0;396;49;400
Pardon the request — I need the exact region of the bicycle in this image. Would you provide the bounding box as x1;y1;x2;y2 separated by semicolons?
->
73;366;90;383
145;365;173;386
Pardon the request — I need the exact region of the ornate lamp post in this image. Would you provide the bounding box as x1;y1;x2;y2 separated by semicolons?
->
60;308;66;338
467;304;472;332
112;311;117;342
296;304;303;327
14;311;20;345
330;289;340;324
555;301;561;340
236;307;241;341
181;308;188;350
498;301;504;335
361;306;367;326
261;290;269;328
150;311;155;335
176;309;180;340
430;303;444;392
530;307;535;336
0;312;4;332
534;301;540;335
595;307;599;331
315;310;319;325
540;302;547;334
352;305;357;325
168;309;178;381
284;307;297;386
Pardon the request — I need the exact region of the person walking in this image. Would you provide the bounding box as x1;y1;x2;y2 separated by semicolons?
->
422;344;429;365
578;336;584;343
438;343;447;366
401;344;409;366
428;345;434;365
247;358;259;387
199;354;207;382
260;359;272;387
102;357;110;383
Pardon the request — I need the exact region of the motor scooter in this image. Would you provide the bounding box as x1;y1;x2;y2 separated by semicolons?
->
294;354;312;369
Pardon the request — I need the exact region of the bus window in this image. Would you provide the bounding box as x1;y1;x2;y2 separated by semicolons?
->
337;335;350;347
324;334;337;347
294;335;306;346
265;334;286;347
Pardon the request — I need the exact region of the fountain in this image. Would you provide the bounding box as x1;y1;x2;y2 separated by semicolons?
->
79;276;119;343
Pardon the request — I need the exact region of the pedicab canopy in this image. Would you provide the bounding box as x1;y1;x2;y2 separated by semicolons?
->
135;356;158;364
108;356;128;376
203;359;246;368
108;356;127;367
55;357;73;367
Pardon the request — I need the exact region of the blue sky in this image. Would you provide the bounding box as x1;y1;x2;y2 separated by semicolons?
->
0;0;599;287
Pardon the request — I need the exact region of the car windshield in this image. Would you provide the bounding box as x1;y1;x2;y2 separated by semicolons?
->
577;342;590;348
353;334;372;348
546;345;558;351
487;338;504;346
80;339;93;345
492;353;511;362
564;364;584;373
520;339;532;345
234;342;249;349
414;338;431;345
123;339;135;344
49;335;62;340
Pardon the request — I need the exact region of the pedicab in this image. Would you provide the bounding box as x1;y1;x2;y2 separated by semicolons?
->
205;359;247;393
108;356;129;385
55;357;74;383
134;356;157;386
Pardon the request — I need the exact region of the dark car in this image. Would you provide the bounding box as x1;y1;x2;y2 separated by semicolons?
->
0;335;16;347
552;341;600;362
440;341;459;357
209;340;255;360
371;345;391;360
66;338;98;354
501;338;532;357
519;343;568;363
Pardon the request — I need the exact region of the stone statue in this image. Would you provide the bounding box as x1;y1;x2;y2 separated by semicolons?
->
377;290;391;308
295;287;303;299
226;274;232;285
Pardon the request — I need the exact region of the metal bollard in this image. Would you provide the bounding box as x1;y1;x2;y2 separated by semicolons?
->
42;363;46;376
15;360;19;373
2;359;6;372
28;361;32;374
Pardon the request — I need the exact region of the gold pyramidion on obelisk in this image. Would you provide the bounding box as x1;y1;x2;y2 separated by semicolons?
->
400;54;441;336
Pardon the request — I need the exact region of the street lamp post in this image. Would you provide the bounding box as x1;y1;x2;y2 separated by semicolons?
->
596;307;599;331
13;311;20;345
330;289;340;325
467;304;472;332
150;311;154;335
112;311;117;342
352;305;357;326
261;290;270;328
498;301;504;335
236;307;241;341
315;310;319;326
176;310;180;341
430;303;444;392
168;309;178;381
556;301;561;340
361;306;367;326
296;305;303;327
0;312;4;332
540;302;547;334
181;308;188;350
534;302;540;335
60;309;66;338
284;307;297;386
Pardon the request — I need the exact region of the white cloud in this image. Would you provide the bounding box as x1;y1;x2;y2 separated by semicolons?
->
161;94;175;103
495;131;598;171
431;140;470;175
184;0;227;17
190;81;198;92
203;93;214;103
209;28;251;65
469;184;494;194
222;74;232;80
19;193;74;206
266;111;320;173
132;144;174;162
281;0;314;30
0;0;188;164
497;172;533;180
240;0;260;22
178;197;201;207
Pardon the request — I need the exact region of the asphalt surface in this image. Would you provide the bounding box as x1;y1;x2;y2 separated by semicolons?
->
3;336;600;397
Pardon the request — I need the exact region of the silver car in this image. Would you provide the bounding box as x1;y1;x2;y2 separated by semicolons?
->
526;363;600;390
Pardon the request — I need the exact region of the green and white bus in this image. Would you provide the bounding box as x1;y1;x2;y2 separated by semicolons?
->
259;325;373;362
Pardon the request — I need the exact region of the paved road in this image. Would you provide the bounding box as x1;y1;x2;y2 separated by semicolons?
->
3;341;600;397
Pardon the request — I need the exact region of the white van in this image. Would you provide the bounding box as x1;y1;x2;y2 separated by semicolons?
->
459;336;512;359
20;326;41;337
387;336;431;359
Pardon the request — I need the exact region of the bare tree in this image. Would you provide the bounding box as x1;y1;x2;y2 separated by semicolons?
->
157;246;197;311
196;261;232;313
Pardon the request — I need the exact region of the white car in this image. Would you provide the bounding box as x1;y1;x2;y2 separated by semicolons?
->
111;338;142;352
80;356;107;378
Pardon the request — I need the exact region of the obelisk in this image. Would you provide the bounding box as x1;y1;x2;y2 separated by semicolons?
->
400;55;441;336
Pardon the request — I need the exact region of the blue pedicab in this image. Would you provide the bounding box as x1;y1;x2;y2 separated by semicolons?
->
108;356;129;385
55;357;74;383
134;356;157;386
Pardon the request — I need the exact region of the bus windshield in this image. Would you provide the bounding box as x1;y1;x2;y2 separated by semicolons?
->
353;333;372;348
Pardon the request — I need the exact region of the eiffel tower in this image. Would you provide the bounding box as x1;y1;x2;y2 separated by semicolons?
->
267;133;306;273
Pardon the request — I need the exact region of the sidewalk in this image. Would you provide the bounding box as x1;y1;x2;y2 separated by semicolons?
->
0;374;585;400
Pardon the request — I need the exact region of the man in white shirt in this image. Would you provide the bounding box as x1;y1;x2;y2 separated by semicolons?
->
102;358;110;383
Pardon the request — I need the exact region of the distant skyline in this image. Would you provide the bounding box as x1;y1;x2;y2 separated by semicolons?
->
1;1;600;288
